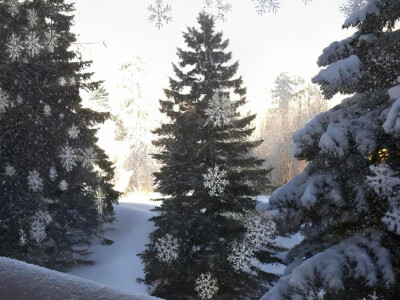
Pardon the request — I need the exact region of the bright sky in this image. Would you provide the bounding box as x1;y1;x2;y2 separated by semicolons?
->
72;0;355;117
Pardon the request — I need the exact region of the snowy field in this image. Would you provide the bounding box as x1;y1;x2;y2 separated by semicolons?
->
66;195;302;296
69;200;157;296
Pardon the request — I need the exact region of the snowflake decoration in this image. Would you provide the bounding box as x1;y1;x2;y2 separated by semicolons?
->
203;165;229;197
252;0;280;14
243;211;274;249
7;0;19;16
30;210;52;243
5;164;16;177
228;243;253;273
227;211;275;273
195;273;219;300
27;170;43;192
67;124;80;139
59;145;79;171
59;180;68;191
19;229;27;246
369;291;379;300
205;93;233;127
25;33;42;57
59;77;67;86
80;147;96;169
367;163;400;197
27;9;38;28
5;33;23;61
45;31;59;52
155;233;179;263
204;0;232;22
16;95;23;104
69;77;76;85
49;166;57;181
148;0;172;29
0;89;10;113
43;104;51;116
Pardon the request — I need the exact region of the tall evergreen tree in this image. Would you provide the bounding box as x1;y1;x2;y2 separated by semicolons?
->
263;1;400;299
0;0;119;270
139;13;280;299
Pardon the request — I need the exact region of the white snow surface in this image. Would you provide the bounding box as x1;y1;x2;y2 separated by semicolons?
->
388;84;400;100
0;256;160;300
312;55;361;98
69;202;157;297
383;97;400;134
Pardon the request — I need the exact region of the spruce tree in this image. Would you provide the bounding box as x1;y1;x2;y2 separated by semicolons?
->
0;0;119;270
139;13;280;299
263;1;400;299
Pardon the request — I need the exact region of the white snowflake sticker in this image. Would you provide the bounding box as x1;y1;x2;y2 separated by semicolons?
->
49;166;58;181
7;0;19;16
59;180;68;191
5;33;23;61
19;229;27;246
155;233;179;263
25;33;42;57
44;104;51;116
67;124;80;139
27;9;38;28
0;89;10;113
80;147;96;169
195;273;219;299
27;170;43;192
45;31;59;52
203;165;229;197
204;93;233;127
5;164;16;177
59;145;79;172
59;77;67;86
367;163;400;197
30;210;52;243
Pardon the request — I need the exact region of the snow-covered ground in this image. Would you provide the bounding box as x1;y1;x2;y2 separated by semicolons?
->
0;256;160;300
66;195;302;296
69;200;157;296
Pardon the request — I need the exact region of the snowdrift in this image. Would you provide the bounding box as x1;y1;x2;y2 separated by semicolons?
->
0;256;160;300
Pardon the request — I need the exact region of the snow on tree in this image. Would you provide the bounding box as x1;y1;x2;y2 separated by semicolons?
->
0;0;119;270
139;13;281;299
262;1;400;298
340;0;369;18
